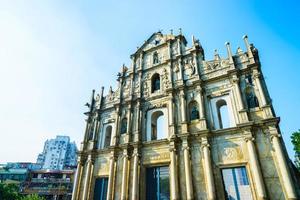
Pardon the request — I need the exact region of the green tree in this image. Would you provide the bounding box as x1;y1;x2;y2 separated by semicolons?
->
21;194;45;200
291;130;300;153
0;183;21;200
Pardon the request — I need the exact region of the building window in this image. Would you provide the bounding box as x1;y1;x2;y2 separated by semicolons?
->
151;111;165;140
146;166;170;200
104;126;112;148
216;99;230;129
221;167;253;200
152;73;160;93
120;118;127;134
153;51;159;64
189;101;200;121
93;177;108;200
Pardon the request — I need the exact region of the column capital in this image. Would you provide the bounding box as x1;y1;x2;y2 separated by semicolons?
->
252;69;261;79
182;146;190;151
230;74;239;84
169;147;177;153
244;135;255;143
201;137;211;150
179;89;185;96
109;151;118;161
122;150;130;159
201;143;210;150
270;132;281;141
87;154;95;163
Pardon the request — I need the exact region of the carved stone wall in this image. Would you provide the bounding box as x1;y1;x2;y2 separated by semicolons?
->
73;32;300;200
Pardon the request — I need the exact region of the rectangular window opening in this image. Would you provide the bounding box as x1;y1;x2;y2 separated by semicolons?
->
146;166;170;200
221;166;253;200
93;177;108;200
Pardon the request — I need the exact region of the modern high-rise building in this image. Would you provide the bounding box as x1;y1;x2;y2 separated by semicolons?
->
72;31;300;200
37;135;77;170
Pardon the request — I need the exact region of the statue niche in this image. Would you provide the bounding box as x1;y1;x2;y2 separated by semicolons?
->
151;73;160;93
189;101;200;121
120;118;127;134
245;87;259;109
153;51;159;64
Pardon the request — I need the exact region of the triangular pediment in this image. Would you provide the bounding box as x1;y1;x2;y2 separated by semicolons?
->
133;32;166;54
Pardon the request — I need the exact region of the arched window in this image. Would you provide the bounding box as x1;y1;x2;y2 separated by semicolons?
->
189;101;200;121
216;99;230;129
151;111;165;140
153;51;159;64
120;118;127;134
151;73;160;93
104;126;112;148
245;87;259;109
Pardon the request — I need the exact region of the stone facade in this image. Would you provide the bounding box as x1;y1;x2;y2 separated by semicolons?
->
72;31;300;200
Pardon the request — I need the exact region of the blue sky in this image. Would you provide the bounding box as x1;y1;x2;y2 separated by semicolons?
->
0;0;299;163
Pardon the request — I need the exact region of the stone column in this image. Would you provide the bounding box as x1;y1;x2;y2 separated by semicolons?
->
196;87;205;119
121;149;129;200
231;74;248;123
231;75;244;111
134;101;141;142
183;139;194;200
253;69;267;106
201;138;215;200
82;155;94;200
169;145;179;200
269;128;297;199
131;148;139;200
244;135;267;199
107;153;116;200
178;58;184;81
127;105;132;134
168;96;175;137
180;90;188;133
71;156;83;200
112;108;120;146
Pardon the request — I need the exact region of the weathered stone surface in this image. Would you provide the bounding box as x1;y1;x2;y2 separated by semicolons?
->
72;32;299;200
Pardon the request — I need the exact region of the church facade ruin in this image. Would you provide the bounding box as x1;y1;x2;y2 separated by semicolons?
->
72;31;300;200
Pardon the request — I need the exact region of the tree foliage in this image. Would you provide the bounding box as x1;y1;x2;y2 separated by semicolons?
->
21;194;45;200
0;183;20;200
0;183;45;200
291;130;300;153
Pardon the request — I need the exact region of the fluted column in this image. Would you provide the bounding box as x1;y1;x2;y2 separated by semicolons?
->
82;155;94;200
121;149;129;200
169;145;179;200
201;138;215;200
244;135;267;199
253;69;267;106
269;128;297;199
72;156;83;200
183;140;194;200
131;148;139;200
107;153;116;200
